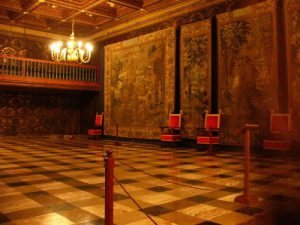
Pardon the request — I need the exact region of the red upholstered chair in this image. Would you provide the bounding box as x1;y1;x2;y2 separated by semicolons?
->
160;113;182;142
197;113;221;152
88;113;103;138
263;112;291;151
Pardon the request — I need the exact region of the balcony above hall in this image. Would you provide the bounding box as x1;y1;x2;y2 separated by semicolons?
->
0;55;100;92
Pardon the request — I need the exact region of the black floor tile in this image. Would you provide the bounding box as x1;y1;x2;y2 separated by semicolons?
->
221;187;243;193
148;186;172;192
270;194;294;202
77;218;105;225
184;179;204;185
251;179;271;185
208;165;221;168
7;181;30;187
93;172;104;177
153;174;169;179
181;169;200;173
214;174;232;178
0;213;10;223
77;185;98;191
25;191;50;198
114;193;129;201
117;179;136;184
235;206;264;216
196;221;221;225
143;206;172;216
186;195;214;203
47;203;77;212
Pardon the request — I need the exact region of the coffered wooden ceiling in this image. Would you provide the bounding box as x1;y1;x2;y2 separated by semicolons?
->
0;0;224;39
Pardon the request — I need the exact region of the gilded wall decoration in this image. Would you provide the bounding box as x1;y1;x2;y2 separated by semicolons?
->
105;28;176;139
0;90;81;136
180;20;211;139
285;0;300;139
218;0;278;145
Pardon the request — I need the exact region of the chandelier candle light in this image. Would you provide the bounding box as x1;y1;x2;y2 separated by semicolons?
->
50;20;93;64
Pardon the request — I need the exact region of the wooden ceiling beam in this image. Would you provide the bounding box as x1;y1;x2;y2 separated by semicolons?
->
46;0;96;9
48;0;116;23
48;0;115;30
21;0;45;12
0;9;9;20
88;7;117;19
62;7;116;21
12;0;45;21
6;11;19;21
64;0;109;21
0;1;22;11
108;0;144;10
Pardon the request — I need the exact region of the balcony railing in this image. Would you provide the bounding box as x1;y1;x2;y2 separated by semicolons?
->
0;55;100;91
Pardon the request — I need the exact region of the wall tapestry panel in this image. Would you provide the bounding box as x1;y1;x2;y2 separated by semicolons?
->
104;27;176;139
180;20;211;139
285;0;300;141
0;31;50;59
218;0;278;145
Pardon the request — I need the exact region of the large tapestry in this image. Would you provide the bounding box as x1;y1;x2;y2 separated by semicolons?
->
104;28;176;139
285;0;300;140
180;20;211;139
218;0;278;145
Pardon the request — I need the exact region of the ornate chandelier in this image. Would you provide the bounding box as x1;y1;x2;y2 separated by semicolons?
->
50;20;93;64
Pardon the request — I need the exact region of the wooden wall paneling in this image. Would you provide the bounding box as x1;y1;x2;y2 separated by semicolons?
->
0;89;82;136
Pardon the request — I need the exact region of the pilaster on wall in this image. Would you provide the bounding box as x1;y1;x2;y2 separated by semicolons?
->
276;0;289;112
211;16;218;113
285;0;300;142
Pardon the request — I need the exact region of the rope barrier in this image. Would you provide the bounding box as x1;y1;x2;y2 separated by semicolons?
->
114;175;158;225
104;150;114;225
103;143;221;225
104;149;157;225
116;159;217;191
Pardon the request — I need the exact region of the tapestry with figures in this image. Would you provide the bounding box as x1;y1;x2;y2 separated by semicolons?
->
104;27;176;139
180;19;211;139
218;0;278;145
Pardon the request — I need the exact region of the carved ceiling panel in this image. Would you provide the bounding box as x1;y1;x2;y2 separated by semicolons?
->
0;0;226;38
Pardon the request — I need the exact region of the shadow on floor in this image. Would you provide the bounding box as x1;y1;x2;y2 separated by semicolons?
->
239;199;300;225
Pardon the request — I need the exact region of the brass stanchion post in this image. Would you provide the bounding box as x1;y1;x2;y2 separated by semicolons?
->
235;124;259;205
104;150;114;225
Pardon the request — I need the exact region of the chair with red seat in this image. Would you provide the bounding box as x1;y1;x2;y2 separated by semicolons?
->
88;113;104;139
197;112;221;153
263;111;291;151
160;112;182;143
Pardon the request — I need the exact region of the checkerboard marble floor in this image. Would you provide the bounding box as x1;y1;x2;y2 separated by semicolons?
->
1;137;300;225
